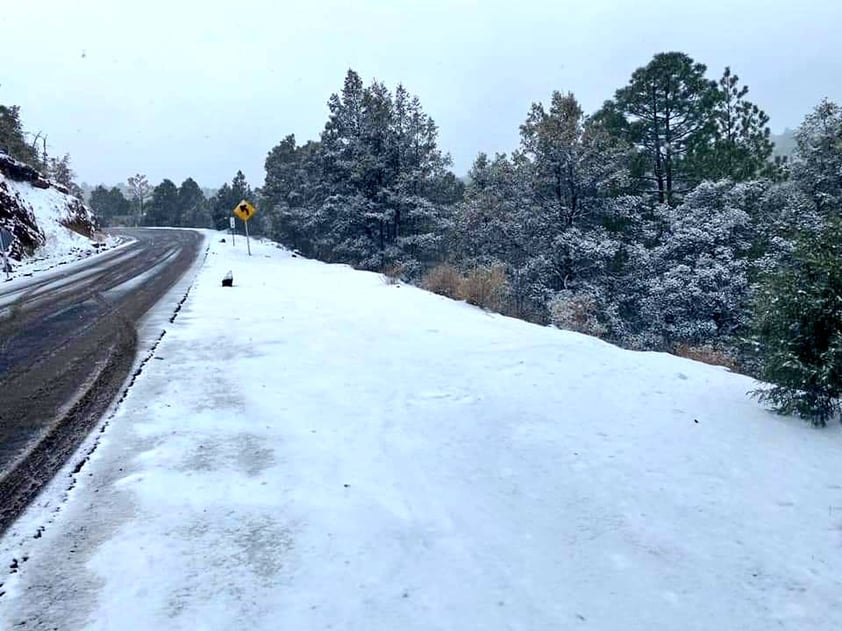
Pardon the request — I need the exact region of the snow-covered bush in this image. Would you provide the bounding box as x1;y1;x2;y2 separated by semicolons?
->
637;181;755;350
549;290;606;338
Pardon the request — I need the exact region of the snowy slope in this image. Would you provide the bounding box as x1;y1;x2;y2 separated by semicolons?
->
0;153;106;275
3;178;92;253
2;234;842;630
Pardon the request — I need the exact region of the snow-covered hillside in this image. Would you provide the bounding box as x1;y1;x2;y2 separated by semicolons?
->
2;234;841;630
0;152;100;268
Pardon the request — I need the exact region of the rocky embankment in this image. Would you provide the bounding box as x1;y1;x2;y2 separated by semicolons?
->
0;153;97;260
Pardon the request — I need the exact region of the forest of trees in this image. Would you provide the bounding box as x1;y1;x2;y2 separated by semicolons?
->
4;50;842;424
257;56;842;424
85;170;254;231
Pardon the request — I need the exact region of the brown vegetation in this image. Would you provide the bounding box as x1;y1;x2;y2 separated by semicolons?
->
421;263;509;311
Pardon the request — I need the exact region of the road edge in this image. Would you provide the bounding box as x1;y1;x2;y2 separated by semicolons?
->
0;230;212;584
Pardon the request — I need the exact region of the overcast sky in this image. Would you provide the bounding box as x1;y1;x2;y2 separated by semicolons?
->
2;0;841;189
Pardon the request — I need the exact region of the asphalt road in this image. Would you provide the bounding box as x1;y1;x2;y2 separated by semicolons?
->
0;228;203;534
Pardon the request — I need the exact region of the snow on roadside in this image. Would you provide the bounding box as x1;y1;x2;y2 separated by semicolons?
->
1;234;842;630
5;236;124;281
2;176;120;281
4;179;91;251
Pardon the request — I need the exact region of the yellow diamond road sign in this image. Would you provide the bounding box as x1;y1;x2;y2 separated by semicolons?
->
234;200;256;222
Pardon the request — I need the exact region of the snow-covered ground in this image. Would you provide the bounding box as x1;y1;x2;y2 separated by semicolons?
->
2;233;842;630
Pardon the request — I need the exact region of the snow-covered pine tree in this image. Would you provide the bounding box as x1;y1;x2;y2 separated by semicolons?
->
790;99;842;216
752;217;842;425
315;70;456;273
452;152;549;319
638;181;756;350
750;99;842;424
210;172;252;231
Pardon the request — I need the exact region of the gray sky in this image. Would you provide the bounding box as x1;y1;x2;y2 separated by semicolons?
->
2;0;841;189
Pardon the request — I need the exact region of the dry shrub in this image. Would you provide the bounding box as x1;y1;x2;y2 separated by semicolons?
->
460;264;509;312
421;263;463;299
382;263;404;285
60;217;96;239
549;291;606;338
673;343;739;371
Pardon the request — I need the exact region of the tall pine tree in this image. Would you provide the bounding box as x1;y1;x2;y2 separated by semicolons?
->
687;67;777;181
603;52;718;204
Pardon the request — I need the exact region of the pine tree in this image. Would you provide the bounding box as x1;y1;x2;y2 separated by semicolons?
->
89;185;131;226
178;178;208;228
605;52;719;204
210;184;234;230
211;171;252;230
47;153;75;188
0;104;40;168
314;70;454;271
144;179;180;226
750;99;842;424
454;152;551;319
262;136;324;253
790;99;842;215
640;181;756;349
752;218;842;425
687;67;777;181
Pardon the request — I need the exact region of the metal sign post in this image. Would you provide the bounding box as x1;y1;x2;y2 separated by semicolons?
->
232;200;256;257
0;228;12;280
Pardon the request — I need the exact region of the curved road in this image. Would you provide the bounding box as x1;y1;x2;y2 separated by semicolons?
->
0;228;203;533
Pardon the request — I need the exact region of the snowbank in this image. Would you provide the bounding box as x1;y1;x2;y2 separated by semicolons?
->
2;234;842;630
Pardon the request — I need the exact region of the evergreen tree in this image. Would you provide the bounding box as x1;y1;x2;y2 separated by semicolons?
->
211;171;252;230
520;91;631;226
790;99;842;215
687;67;777;181
47;153;75;188
0;104;40;168
210;184;234;231
454;152;551;319
749;99;842;424
605;52;719;204
144;179;180;226
262;136;324;254
89;185;131;226
639;181;756;349
752;218;842;425
178;177;208;228
313;70;454;271
263;134;300;212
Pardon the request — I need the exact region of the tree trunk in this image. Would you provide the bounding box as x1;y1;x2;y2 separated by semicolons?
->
664;78;673;205
567;160;577;226
651;82;665;204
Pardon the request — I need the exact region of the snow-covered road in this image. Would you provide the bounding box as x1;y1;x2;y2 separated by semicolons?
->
2;233;842;630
